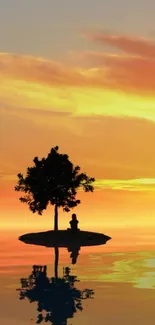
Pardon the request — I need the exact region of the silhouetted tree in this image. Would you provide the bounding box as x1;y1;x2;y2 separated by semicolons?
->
15;146;95;230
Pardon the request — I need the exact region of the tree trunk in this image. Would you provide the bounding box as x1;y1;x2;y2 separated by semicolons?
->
54;246;59;279
54;203;58;231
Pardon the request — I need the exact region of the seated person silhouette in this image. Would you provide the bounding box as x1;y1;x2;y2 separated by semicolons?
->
69;214;79;231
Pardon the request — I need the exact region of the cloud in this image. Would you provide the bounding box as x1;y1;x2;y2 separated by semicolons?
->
94;178;155;192
72;50;155;95
1;41;155;98
84;32;155;58
0;52;91;87
71;30;155;96
0;53;70;85
1;32;155;125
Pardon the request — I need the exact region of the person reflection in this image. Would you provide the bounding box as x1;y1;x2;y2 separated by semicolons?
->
67;245;81;264
17;264;94;325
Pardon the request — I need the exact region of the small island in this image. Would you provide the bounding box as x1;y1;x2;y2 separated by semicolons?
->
15;146;111;247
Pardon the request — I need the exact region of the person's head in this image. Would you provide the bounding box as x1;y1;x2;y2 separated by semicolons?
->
72;213;77;220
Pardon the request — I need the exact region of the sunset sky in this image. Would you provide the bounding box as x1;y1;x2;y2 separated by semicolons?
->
1;0;155;234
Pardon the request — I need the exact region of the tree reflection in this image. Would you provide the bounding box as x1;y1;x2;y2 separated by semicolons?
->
17;248;94;325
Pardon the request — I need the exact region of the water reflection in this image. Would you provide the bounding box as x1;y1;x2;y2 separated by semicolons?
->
17;247;94;325
81;252;155;289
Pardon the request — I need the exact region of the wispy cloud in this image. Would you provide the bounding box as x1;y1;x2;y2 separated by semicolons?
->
84;32;155;58
72;50;155;95
1;31;155;124
94;178;155;191
71;32;155;96
0;52;93;87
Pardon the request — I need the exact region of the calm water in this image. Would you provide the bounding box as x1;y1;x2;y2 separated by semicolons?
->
0;230;155;325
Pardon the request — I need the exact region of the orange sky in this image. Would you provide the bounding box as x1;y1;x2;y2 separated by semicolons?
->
1;31;155;233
